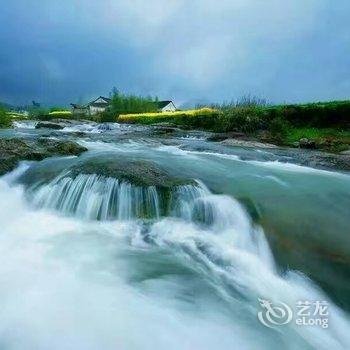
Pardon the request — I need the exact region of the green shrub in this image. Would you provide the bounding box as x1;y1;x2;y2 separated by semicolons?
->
0;109;11;128
268;117;290;143
266;100;350;129
29;108;51;120
216;106;264;133
93;110;116;123
110;90;158;116
49;107;68;113
30;109;73;121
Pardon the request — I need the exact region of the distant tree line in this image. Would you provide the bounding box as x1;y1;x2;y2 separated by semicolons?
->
111;88;158;115
96;88;159;122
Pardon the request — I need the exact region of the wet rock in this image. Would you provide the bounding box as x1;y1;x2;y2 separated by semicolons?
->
237;197;262;223
97;123;113;131
67;157;197;218
299;138;316;149
37;139;88;156
50;118;73;124
35;122;65;130
207;134;229;142
69;157;195;188
288;150;350;171
40;132;63;138
207;132;246;142
71;131;87;137
152;126;177;134
222;138;278;149
0;138;87;176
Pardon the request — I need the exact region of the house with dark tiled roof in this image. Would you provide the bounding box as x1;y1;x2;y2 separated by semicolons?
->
71;96;111;116
156;101;176;112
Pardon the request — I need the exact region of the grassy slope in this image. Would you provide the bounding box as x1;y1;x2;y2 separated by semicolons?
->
118;100;350;152
285;128;350;152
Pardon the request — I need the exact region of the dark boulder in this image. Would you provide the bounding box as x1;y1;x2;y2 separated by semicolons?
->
0;138;87;176
35;122;65;130
97;123;113;131
299;138;316;149
207;132;246;142
69;157;194;188
37;139;87;157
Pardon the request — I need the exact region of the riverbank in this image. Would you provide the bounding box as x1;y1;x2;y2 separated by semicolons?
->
117;99;350;154
204;130;350;172
6;118;350;173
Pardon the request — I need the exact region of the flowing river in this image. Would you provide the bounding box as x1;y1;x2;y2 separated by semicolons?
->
1;121;350;349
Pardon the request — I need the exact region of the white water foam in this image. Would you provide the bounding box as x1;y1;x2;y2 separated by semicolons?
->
0;165;349;350
12;120;38;129
157;144;350;178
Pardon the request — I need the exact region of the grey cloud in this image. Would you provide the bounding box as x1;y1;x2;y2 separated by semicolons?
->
0;0;349;106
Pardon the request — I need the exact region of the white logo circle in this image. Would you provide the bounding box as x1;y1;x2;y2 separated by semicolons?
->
258;298;293;328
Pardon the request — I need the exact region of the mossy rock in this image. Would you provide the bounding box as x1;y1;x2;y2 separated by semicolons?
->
237;196;262;223
35;122;65;129
69;157;195;189
0;138;87;176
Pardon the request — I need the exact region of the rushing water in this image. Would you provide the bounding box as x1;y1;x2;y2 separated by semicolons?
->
1;121;350;349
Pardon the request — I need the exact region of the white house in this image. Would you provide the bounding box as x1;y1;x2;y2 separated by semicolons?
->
71;96;111;116
157;101;176;112
88;96;111;115
71;97;176;116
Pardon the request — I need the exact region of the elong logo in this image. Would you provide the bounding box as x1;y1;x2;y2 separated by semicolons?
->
258;299;293;328
257;298;329;329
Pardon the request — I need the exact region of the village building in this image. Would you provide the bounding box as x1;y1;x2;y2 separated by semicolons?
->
71;97;176;116
71;96;111;116
156;101;176;112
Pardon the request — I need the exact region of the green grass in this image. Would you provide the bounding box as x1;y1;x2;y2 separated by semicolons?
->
286;128;350;142
6;112;28;119
265;100;350;128
0;109;12;128
285;128;350;152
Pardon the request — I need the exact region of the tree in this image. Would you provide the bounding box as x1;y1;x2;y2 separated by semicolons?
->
0;108;11;128
109;89;158;116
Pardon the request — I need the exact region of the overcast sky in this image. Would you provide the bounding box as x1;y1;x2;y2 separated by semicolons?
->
1;0;350;107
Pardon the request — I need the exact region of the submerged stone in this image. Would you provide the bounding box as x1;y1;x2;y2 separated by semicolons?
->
27;157;198;219
35;121;65;130
69;157;195;188
28;171;202;220
237;196;262;223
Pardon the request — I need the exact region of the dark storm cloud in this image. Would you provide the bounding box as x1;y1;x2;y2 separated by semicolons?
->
1;0;350;106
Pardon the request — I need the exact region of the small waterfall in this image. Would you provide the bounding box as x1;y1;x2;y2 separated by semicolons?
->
148;192;276;270
30;174;161;220
12;120;37;129
6;162;350;349
170;180;210;220
24;165;277;273
28;173;214;222
28;173;264;232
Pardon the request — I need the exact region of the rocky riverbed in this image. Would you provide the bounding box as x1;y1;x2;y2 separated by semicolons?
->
1;120;350;349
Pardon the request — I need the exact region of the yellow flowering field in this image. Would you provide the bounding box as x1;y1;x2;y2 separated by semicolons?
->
118;108;219;125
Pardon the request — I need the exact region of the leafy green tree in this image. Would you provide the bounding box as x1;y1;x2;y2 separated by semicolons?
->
110;90;158;116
